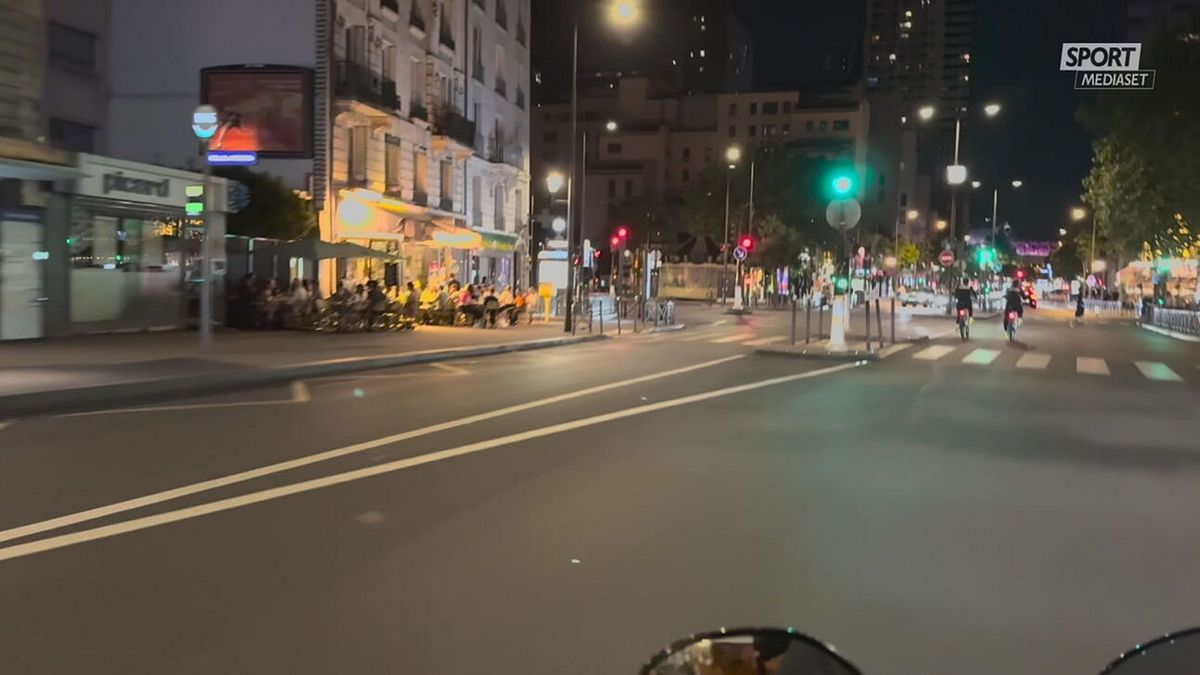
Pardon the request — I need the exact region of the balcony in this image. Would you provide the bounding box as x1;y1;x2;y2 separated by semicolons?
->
439;16;455;50
494;75;507;99
409;6;426;32
515;87;526;110
380;0;399;15
473;62;485;83
432;108;477;149
413;188;428;205
484;134;525;170
410;102;429;121
495;1;508;30
516;21;526;47
335;61;400;119
440;196;454;211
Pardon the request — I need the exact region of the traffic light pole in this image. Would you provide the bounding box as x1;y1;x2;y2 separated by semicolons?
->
200;143;213;351
565;21;578;333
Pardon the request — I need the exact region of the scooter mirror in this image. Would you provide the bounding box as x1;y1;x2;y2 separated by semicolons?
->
640;628;862;675
1101;628;1200;675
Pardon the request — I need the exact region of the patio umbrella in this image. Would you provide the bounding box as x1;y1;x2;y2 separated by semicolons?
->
268;239;399;261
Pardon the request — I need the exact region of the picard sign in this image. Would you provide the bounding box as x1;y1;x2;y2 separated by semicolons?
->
1060;43;1155;90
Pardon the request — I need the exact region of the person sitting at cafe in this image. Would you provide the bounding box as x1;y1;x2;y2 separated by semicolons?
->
523;286;541;321
364;279;388;328
458;284;483;325
497;286;517;325
481;285;502;328
402;281;420;319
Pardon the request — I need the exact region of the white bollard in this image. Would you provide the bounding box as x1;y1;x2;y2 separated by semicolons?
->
829;296;847;350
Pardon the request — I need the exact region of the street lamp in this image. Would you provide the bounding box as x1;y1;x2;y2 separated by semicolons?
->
1059;228;1068;236
936;219;948;231
984;102;1002;117
546;171;565;195
563;0;643;331
720;145;741;303
971;180;982;189
1011;179;1024;188
1071;206;1087;221
605;120;618;132
906;209;920;221
917;105;936;121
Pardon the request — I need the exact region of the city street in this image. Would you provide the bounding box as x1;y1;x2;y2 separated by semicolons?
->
2;309;1199;674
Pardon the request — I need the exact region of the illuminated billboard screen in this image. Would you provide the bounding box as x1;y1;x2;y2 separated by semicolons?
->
201;66;313;158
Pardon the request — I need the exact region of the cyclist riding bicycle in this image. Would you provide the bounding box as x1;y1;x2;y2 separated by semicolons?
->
1003;279;1025;331
954;282;976;318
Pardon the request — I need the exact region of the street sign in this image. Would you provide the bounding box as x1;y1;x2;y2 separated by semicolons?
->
939;249;956;267
733;246;748;262
826;198;862;231
191;105;219;139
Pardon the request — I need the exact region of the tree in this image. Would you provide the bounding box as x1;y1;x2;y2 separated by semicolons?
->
1078;30;1200;259
215;167;316;240
753;213;803;269
898;240;921;268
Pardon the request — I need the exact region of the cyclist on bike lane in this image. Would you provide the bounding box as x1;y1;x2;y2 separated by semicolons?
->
954;281;976;318
1003;279;1025;331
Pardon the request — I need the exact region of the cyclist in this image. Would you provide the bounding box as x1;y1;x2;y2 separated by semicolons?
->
954;280;976;318
1003;279;1025;333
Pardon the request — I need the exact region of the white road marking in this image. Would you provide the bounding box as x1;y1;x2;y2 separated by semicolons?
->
429;362;470;376
681;331;722;342
962;349;1001;365
1134;361;1183;382
913;345;956;361
744;336;785;347
712;333;757;344
710;320;728;326
0;420;9;432
0;355;746;547
60;381;312;418
0;361;860;563
1076;357;1110;376
1015;353;1052;370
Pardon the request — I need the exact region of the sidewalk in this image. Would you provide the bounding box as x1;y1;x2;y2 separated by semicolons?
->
0;321;602;417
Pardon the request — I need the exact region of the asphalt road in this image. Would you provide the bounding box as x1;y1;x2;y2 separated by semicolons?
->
1;307;1199;675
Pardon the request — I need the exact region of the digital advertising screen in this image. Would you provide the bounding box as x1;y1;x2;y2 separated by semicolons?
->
201;66;314;158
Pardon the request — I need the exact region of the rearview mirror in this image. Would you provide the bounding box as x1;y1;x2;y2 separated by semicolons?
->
1101;627;1200;675
640;628;862;675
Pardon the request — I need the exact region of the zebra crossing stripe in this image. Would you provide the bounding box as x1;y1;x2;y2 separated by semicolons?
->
1016;353;1052;370
1076;357;1110;376
744;336;785;347
1134;361;1183;382
962;349;1001;365
913;345;956;361
712;333;757;343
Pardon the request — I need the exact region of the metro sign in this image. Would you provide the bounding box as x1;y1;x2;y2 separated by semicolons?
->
1060;43;1155;90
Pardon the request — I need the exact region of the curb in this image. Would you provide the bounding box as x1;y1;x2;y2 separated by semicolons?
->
1140;323;1200;343
755;339;918;362
1;334;608;419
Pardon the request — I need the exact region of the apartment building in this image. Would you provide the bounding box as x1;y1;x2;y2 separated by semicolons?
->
532;77;870;249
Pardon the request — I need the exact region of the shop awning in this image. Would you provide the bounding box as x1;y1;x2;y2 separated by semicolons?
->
0;157;87;181
477;229;519;252
265;239;401;261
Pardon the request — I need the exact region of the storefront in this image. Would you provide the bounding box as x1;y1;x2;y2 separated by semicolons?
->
51;154;229;334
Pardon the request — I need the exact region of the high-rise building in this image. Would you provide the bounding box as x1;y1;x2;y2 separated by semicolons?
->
1124;0;1200;41
671;0;755;94
863;0;975;242
0;0;46;142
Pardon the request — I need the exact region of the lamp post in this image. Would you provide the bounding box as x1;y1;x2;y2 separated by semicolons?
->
721;145;741;304
564;0;642;332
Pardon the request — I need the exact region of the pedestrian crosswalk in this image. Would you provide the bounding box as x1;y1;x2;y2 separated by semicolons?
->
904;345;1192;383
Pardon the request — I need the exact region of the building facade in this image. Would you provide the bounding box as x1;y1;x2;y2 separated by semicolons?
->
104;0;530;292
532;77;870;252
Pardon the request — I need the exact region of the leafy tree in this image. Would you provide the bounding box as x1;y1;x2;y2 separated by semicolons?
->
1078;31;1200;258
898;240;921;268
215;167;316;240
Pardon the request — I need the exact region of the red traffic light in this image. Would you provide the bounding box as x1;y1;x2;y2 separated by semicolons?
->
1015;269;1026;280
616;226;629;238
594;250;602;258
739;236;754;250
610;236;620;247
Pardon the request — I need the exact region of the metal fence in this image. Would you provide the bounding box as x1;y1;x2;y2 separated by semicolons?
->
1147;307;1200;337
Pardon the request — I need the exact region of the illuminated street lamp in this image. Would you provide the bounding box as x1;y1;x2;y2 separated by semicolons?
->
917;105;936;121
936;219;949;231
546;171;565;195
906;209;920;221
1011;179;1024;188
721;145;742;302
1071;207;1087;222
971;180;982;189
1059;228;1068;236
984;102;1002;117
609;0;641;28
725;145;742;168
605;120;618;132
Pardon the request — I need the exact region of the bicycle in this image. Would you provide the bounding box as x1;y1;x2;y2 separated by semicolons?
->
1004;310;1020;342
956;307;971;341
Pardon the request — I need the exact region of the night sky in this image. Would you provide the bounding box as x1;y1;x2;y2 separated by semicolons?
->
533;0;1127;239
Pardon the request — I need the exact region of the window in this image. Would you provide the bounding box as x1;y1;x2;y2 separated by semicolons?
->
819;120;828;132
411;59;425;113
440;159;454;208
782;123;790;135
49;118;95;153
762;101;779;114
763;125;776;136
495;0;508;31
625;180;634;198
833;119;851;131
682;169;690;182
48;22;96;70
748;125;756;137
414;150;429;201
348;126;368;185
705;147;713;162
381;44;396;81
728;125;736;138
494;183;506;230
543;131;559;143
607;143;622;154
682;147;691;161
385;135;402;191
346;25;367;64
729;103;737;116
749;102;758;115
783;101;792;114
472;28;484;81
607;180;616;198
806;120;815;131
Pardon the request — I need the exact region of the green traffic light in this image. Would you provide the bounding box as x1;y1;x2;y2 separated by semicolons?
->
835;277;849;291
832;175;854;196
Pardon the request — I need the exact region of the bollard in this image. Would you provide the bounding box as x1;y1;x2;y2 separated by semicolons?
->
589;304;594;334
818;303;825;340
865;298;873;351
617;299;622;335
890;297;896;345
790;297;798;345
805;297;812;345
875;299;883;351
599;308;604;335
